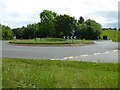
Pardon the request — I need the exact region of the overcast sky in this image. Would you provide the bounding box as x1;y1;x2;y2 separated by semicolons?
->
0;0;119;29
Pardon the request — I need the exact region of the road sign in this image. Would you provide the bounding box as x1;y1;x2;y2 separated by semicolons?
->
14;36;16;39
70;36;73;39
74;36;76;39
67;36;69;39
63;36;66;40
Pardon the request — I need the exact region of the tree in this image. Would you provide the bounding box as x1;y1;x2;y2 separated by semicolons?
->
0;24;2;39
78;16;84;24
12;27;24;39
80;19;102;39
37;23;48;38
21;23;39;39
1;24;13;40
74;22;82;38
10;10;103;40
55;14;76;37
39;10;57;37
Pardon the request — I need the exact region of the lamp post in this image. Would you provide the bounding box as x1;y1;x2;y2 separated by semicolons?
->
34;30;36;41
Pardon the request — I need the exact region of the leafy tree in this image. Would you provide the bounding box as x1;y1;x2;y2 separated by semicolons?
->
39;10;57;37
55;14;75;37
10;10;102;40
1;24;13;40
81;19;102;39
12;27;24;39
37;23;48;38
78;16;84;24
74;22;82;38
22;24;35;39
0;24;2;39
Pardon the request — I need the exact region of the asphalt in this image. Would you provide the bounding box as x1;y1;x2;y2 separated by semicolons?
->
1;40;119;63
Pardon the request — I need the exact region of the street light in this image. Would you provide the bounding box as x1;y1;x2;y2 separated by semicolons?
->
34;30;36;41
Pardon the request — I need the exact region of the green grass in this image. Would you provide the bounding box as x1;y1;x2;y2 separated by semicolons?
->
9;38;94;45
2;58;119;88
101;30;120;42
0;58;2;89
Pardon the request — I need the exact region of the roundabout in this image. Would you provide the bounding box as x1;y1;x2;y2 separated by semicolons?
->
2;40;119;63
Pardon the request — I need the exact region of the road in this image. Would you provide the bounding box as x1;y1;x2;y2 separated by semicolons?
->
1;40;119;63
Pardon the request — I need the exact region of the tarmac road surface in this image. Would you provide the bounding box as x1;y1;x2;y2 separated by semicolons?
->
1;40;119;63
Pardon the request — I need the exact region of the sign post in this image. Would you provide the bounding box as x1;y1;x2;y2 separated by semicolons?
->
71;31;75;43
14;35;16;40
63;36;66;42
71;36;73;43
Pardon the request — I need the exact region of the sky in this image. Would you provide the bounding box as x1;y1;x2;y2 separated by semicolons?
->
0;0;119;29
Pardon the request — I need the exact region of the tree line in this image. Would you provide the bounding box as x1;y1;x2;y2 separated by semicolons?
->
1;10;103;40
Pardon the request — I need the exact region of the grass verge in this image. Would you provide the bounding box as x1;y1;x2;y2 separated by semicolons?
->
0;58;2;89
2;58;119;88
9;38;94;45
101;30;120;42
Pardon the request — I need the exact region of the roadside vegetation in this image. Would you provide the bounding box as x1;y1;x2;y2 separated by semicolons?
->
1;10;119;89
2;58;118;88
0;58;2;89
1;10;119;43
101;29;120;42
0;24;13;40
1;10;102;40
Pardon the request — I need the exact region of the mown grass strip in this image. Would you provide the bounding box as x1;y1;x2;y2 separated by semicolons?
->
9;38;94;45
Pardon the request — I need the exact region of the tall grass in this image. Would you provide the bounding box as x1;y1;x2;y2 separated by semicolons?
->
2;58;119;88
0;58;2;89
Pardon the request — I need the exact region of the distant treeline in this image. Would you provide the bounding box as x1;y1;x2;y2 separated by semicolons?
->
0;10;118;40
102;28;119;30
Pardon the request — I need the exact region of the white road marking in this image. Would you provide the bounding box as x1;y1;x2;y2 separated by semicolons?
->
64;56;73;59
105;51;110;54
94;53;101;55
93;41;100;43
112;50;118;52
80;55;89;57
51;50;117;61
68;56;74;59
50;59;55;60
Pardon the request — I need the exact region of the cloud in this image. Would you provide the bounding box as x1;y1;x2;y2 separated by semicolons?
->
86;10;118;28
94;11;117;20
105;22;118;28
0;0;119;28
